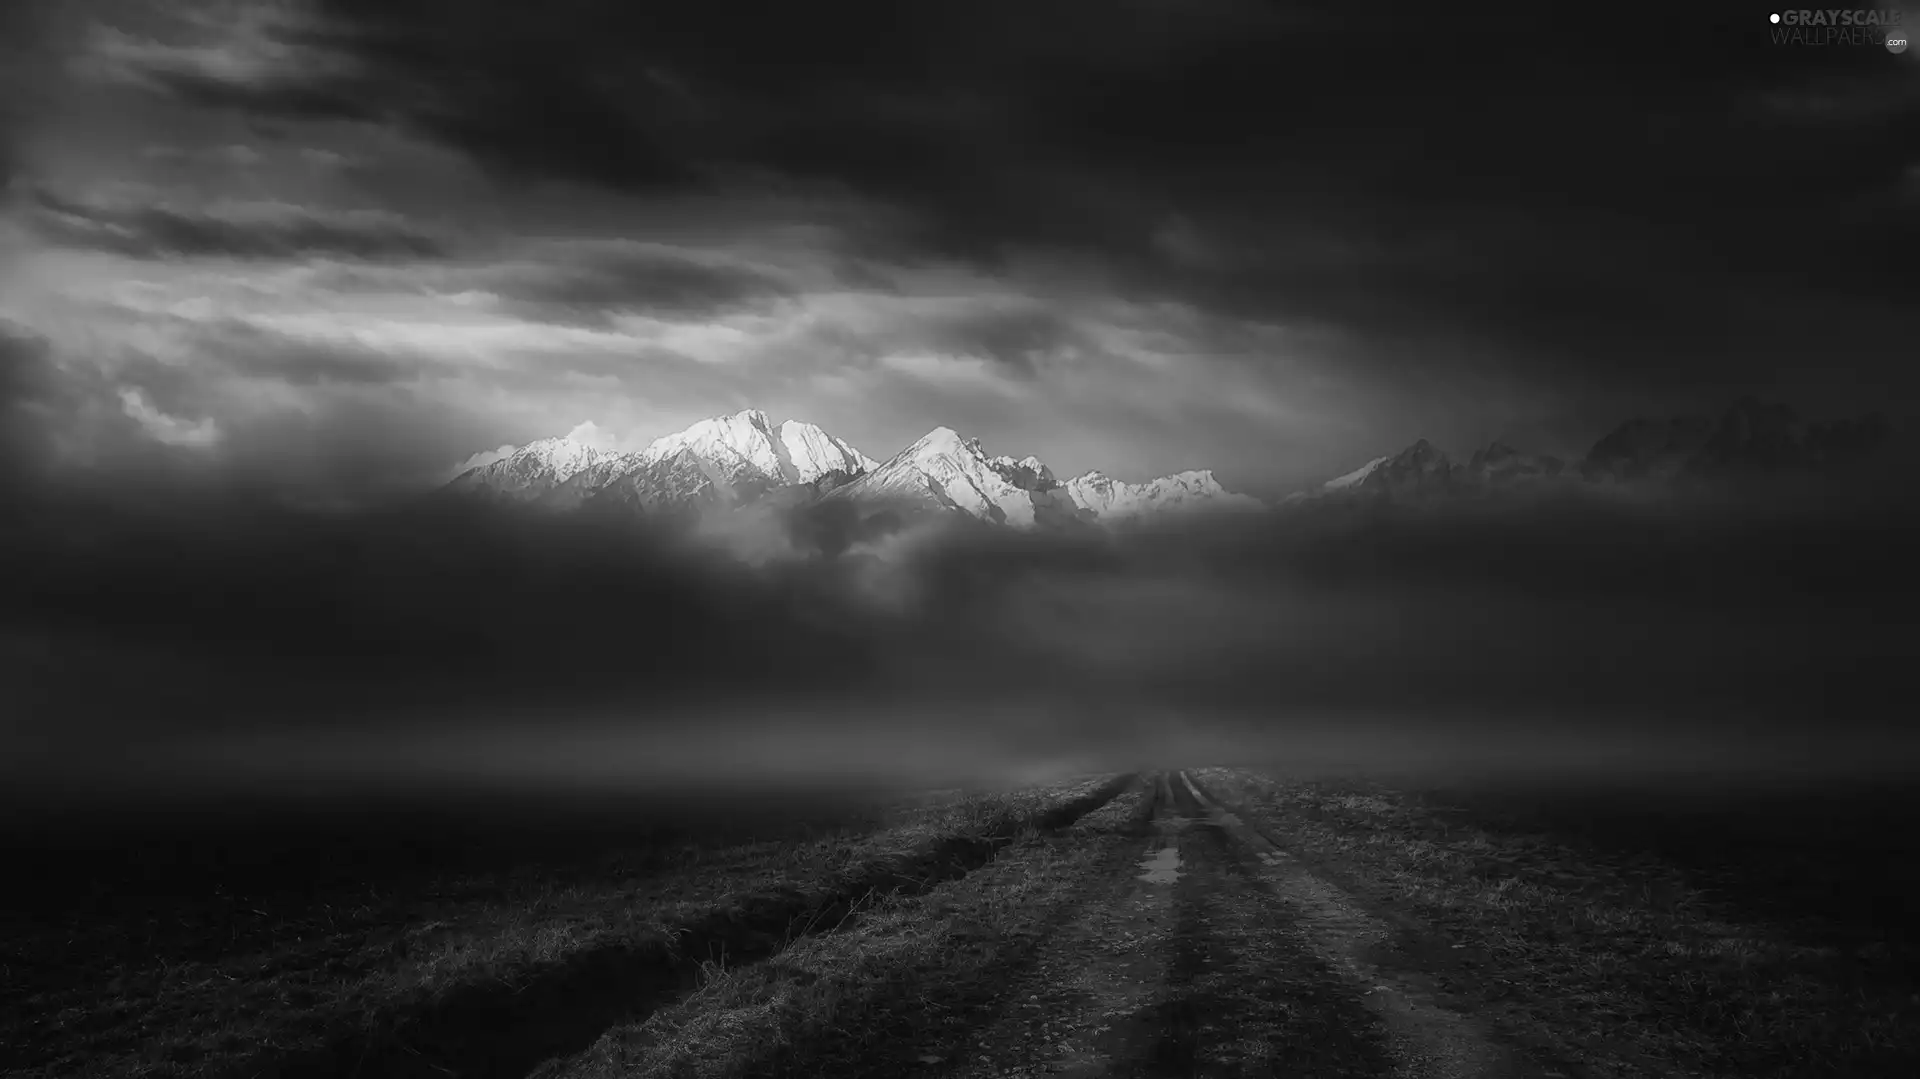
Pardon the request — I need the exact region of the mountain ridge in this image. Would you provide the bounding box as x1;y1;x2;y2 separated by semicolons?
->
445;411;1260;529
446;398;1895;529
1289;398;1889;505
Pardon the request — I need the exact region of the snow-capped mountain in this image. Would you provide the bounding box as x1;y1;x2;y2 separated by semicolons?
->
443;437;623;502
448;409;1263;531
822;427;1087;527
1321;455;1389;492
448;409;879;512
988;454;1057;492
538;453;649;510
445;397;1894;536
1063;469;1262;522
1351;438;1460;498
638;410;876;488
819;427;1261;528
586;446;737;515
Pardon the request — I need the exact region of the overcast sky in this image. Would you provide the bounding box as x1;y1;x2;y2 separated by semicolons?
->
2;0;1916;501
2;0;1917;799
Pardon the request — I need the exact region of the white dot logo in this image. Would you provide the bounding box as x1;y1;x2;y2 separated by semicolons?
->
1890;29;1910;53
1770;12;1781;23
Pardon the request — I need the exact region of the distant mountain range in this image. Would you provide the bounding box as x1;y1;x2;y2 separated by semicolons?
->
444;398;1891;530
443;409;1261;529
1286;397;1890;504
445;411;875;509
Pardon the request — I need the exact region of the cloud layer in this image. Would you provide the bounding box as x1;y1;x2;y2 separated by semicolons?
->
4;454;1913;803
26;188;447;260
3;0;1911;501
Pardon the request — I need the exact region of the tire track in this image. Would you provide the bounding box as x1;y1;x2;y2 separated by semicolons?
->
1180;771;1583;1079
1158;770;1391;1077
938;773;1394;1077
931;772;1184;1078
748;779;1160;1079
556;767;1593;1078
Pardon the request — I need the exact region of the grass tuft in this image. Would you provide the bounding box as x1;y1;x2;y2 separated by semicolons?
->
1196;768;1920;1078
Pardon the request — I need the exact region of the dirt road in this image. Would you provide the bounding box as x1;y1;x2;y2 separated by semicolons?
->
825;771;1590;1078
20;767;1908;1077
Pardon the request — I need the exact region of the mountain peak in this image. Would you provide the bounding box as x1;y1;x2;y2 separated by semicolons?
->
450;409;876;506
519;434;598;457
774;418;879;482
731;407;775;432
1579;398;1883;484
830;426;1046;525
1337;438;1456;497
1064;467;1258;522
445;435;618;501
1321;455;1390;491
628;408;875;488
1465;440;1564;484
989;453;1057;492
913;425;974;449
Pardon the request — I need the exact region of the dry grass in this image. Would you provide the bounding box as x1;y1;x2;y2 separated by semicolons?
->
5;775;1127;1079
544;784;1153;1079
1196;768;1920;1078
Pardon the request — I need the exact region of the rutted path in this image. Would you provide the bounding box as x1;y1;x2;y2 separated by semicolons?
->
1179;772;1581;1079
229;776;1136;1079
877;771;1583;1078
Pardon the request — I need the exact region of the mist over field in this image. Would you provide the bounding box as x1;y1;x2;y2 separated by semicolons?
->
4;448;1913;811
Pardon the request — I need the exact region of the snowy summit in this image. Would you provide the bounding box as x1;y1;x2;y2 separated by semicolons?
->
445;410;1263;529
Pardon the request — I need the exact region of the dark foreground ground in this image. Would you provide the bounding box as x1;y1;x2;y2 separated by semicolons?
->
4;770;1916;1077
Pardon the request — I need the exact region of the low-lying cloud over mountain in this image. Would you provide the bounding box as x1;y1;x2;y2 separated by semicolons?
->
4;394;1913;804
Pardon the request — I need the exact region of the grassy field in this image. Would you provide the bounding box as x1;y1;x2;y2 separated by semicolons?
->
13;767;1909;1078
1196;768;1920;1078
537;779;1158;1079
0;775;1133;1079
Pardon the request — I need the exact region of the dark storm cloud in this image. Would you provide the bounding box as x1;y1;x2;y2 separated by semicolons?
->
919;306;1089;377
86;0;1920;414
474;244;795;327
0;324;58;461
26;188;447;260
791;301;1092;380
195;318;423;385
78;16;383;123
0;2;61;191
127;65;381;125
